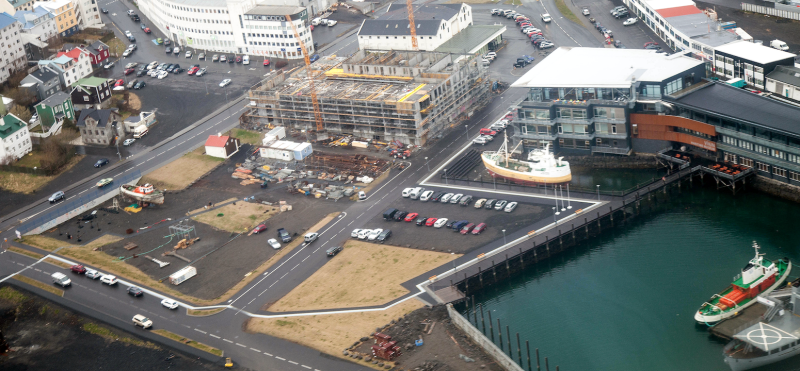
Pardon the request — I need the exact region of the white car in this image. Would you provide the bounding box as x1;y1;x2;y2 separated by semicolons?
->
326;20;337;26
433;218;449;228
419;190;434;201
122;49;132;57
479;135;494;142
161;299;180;309
486;52;497;59
401;188;413;197
473;137;488;145
367;229;383;241
196;67;206;76
450;194;463;204
474;198;487;208
173;47;180;54
185;50;192;58
124;30;132;38
504;201;518;213
219;79;231;87
541;13;552;23
351;229;362;238
357;229;372;240
123;138;136;146
147;61;158;70
582;8;590;15
132;314;152;329
100;275;118;285
267;238;281;249
157;70;169;79
623;18;638;26
148;69;158;77
441;193;454;203
103;61;114;69
85;269;102;279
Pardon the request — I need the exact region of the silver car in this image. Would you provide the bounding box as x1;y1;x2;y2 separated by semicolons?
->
494;200;508;210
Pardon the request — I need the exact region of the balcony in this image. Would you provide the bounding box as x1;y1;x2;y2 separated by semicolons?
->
594;131;628;139
559;132;595;140
517;117;556;126
592;146;631;155
555;117;593;125
518;132;557;141
593;117;626;124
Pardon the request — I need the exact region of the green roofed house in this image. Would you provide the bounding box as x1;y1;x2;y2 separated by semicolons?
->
0;113;32;163
34;91;74;130
71;76;111;110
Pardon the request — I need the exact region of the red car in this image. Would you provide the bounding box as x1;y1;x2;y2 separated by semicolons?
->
71;264;87;274
425;218;438;227
504;113;513;119
471;223;487;235
479;128;497;136
144;27;151;34
252;224;267;234
644;41;659;48
114;79;124;87
263;59;270;66
520;22;532;27
124;68;135;75
460;223;475;235
187;66;199;75
404;212;419;222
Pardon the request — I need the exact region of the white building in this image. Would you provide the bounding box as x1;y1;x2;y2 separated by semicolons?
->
0;113;32;163
0;12;26;84
41;49;92;88
136;0;314;58
71;0;101;29
14;6;57;42
357;3;473;51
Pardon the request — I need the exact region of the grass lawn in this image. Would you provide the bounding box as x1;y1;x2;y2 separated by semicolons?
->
7;246;44;260
268;241;460;312
140;147;224;190
503;0;521;4
107;38;127;56
246;300;421;368
0;286;28;304
152;329;223;356
555;0;583;25
12;275;64;297
192;201;278;233
14;151;48;168
0;155;84;193
83;322;158;349
230;128;262;145
187;307;226;316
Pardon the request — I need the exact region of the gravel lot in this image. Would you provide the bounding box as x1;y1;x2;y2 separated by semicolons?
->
357;195;547;254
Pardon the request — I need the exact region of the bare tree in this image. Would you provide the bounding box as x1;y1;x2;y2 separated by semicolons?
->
10;105;31;124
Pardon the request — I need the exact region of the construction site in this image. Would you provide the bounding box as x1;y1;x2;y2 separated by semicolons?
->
244;49;492;146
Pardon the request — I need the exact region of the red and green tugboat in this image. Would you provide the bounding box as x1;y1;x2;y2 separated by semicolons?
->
694;242;791;324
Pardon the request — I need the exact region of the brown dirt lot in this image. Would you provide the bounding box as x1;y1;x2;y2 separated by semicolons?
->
269;241;460;312
245;299;423;370
191;201;278;233
140;147;224;190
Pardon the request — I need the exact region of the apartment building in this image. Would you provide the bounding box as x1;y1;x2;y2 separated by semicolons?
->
43;47;91;87
39;0;78;36
0;12;27;84
14;6;57;60
76;108;122;146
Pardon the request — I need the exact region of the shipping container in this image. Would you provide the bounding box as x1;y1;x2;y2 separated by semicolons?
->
169;266;197;285
292;142;313;160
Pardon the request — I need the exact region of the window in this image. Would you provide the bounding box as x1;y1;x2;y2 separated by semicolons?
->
593;107;624;119
740;157;754;168
790;172;800;182
756;162;769;172
524;109;550;120
663;78;684;95
774;167;786;177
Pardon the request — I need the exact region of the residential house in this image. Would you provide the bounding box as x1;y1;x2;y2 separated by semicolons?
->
41;49;91;88
80;40;109;65
765;65;800;102
39;0;78;36
20;65;61;100
71;76;110;109
34;90;73;128
14;6;57;60
0;12;27;84
357;3;474;51
204;134;241;159
0;113;32;163
123;110;156;133
76;108;122;146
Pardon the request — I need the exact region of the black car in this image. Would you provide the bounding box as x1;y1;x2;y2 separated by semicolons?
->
166;64;176;72
415;217;427;226
94;158;109;168
277;228;291;243
128;35;136;42
100;8;108;13
133;81;146;89
431;192;445;202
165;46;172;53
140;23;146;30
136;70;146;77
165;39;171;46
227;55;235;63
128;286;143;297
132;15;140;21
445;219;457;229
173;67;184;73
485;199;497;209
376;229;392;242
394;210;408;221
326;246;343;257
514;59;530;68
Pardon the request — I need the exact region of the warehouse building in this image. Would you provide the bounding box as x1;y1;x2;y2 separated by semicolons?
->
245;49;491;145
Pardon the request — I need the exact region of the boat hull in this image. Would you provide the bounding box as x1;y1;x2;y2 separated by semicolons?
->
481;153;572;184
695;261;792;324
725;344;800;371
119;185;165;205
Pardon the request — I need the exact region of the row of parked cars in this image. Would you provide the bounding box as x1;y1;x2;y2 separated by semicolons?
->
492;8;554;50
474;121;507;145
380;209;489;235
399;188;519;212
351;228;392;242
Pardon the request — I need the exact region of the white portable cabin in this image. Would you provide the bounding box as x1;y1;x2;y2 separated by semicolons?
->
169;266;197;285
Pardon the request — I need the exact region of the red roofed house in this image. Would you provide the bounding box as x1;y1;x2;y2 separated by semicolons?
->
205;133;241;159
77;41;110;65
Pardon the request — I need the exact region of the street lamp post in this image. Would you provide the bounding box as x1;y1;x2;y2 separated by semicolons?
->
554;186;560;215
502;229;507;245
425;156;430;171
596;185;600;200
560;185;566;212
464;124;469;137
444;169;448;185
553;207;558;225
203;65;209;95
567;183;572;209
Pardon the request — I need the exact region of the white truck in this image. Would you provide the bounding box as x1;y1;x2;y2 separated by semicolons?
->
133;125;148;138
770;39;789;51
52;272;71;287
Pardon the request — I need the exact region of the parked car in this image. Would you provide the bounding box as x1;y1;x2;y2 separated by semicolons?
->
471;223;487;235
103;61;114;69
351;229;362;238
484;199;497;209
376;229;392;242
114;79;125;87
420;190;434;201
164;39;171;45
473;137;488;145
434;218;449;228
460;223;476;235
263;59;270;66
504;201;518;213
474;198;487;208
128;286;144;297
94;158;109;168
100;275;118;285
450;194;463;204
367;229;383;241
85;269;102;279
219;79;231;87
101;8;108;13
227;54;235;63
133;81;146;89
198;53;205;60
415;217;427;226
123;138;136;146
157;70;169;79
173;47;180;54
309;54;320;63
452;220;469;232
185;51;193;58
394;211;408;221
425;218;438;227
494;200;509;210
219;55;227;62
277;228;291;242
623;17;638;26
196;67;207;76
235;55;242;63
326;246;343;256
252;224;267;234
459;195;473;206
132;314;152;329
71;265;87;274
188;66;199;75
212;54;219;62
357;229;372;239
431;192;445;202
267;238;281;249
404;213;419;222
161;299;179;309
144;27;151;33
122;49;132;57
440;193;454;203
126;79;138;89
446;220;457;229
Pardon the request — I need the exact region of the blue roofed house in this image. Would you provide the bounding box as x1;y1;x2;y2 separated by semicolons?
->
0;12;27;84
14;6;57;61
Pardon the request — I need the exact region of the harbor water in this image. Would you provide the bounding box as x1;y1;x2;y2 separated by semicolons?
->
464;186;800;371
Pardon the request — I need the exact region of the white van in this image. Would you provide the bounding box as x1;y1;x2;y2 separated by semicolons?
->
419;190;434;201
312;17;322;26
409;187;424;200
133;125;148;138
52;272;71;287
242;55;250;65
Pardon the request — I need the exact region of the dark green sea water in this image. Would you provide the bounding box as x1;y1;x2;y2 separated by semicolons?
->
464;186;800;371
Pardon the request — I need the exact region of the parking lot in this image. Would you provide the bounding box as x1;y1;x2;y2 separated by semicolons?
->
353;194;549;254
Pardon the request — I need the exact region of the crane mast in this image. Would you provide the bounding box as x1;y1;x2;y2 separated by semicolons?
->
286;14;324;133
407;0;419;50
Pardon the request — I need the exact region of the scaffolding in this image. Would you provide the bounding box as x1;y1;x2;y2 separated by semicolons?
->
169;219;197;241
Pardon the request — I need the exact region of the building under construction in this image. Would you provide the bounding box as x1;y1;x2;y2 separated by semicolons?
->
245;49;491;146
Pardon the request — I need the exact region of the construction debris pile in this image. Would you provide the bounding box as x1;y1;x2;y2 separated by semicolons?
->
303;153;390;179
288;180;357;200
322;135;417;159
371;333;403;361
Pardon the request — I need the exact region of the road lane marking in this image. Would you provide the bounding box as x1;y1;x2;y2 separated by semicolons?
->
288;360;299;365
223;339;234;343
280;272;288;279
210;334;220;338
276;356;286;361
291;263;299;271
250;348;261;352
264;352;273;356
194;329;207;334
301;255;309;262
302;366;312;369
236;343;246;348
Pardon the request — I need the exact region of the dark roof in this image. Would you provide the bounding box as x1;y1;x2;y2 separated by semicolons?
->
77;109;115;128
358;19;442;36
89;40;108;51
380;3;461;21
669;81;800;137
28;66;59;82
766;65;800;88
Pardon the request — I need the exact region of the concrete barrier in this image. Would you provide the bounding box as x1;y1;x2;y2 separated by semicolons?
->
446;304;525;371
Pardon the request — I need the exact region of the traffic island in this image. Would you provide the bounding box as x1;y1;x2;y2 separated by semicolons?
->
152;329;223;357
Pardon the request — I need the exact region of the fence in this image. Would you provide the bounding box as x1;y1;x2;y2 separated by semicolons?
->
17;169;142;235
742;3;800;21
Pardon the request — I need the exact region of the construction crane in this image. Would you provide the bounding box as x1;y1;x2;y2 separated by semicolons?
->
407;0;419;50
286;14;324;133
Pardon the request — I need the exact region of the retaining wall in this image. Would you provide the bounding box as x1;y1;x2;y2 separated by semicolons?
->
446;304;524;371
565;154;657;170
751;175;800;204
